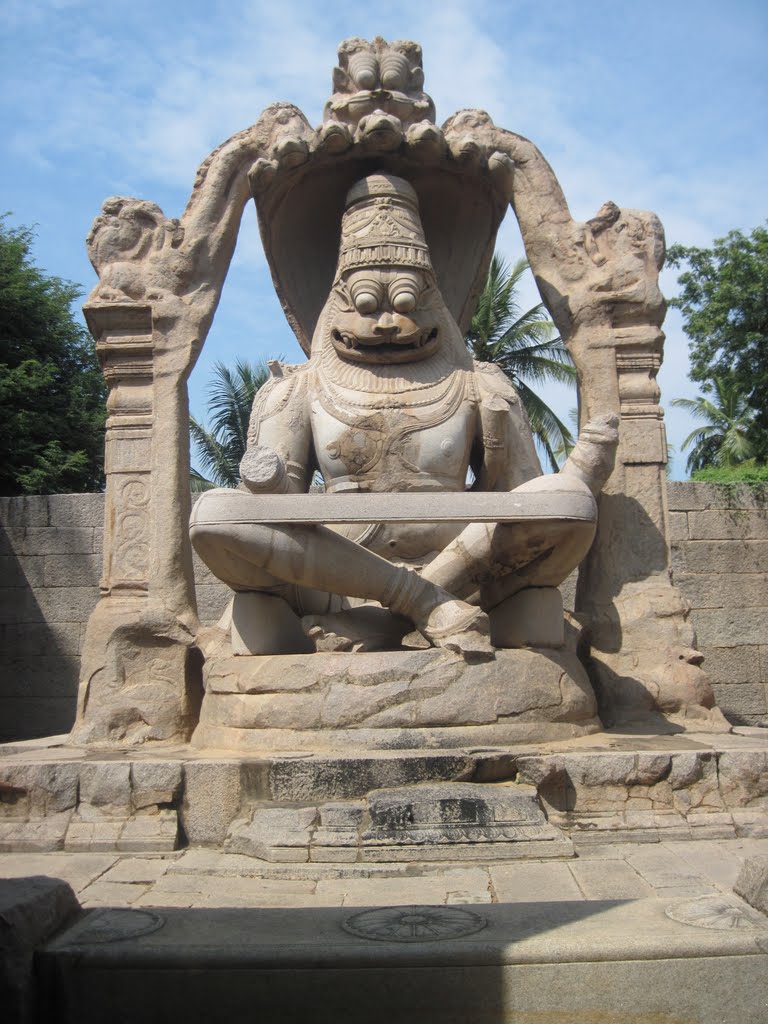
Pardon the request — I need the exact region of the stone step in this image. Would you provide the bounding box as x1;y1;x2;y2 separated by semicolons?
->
1;732;766;860
225;782;574;863
37;895;768;1023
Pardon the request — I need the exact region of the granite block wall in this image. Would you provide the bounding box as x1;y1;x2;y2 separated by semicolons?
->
0;494;230;742
0;495;104;742
667;482;768;728
1;485;766;741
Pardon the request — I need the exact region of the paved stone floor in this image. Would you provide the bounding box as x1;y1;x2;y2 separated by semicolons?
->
2;836;766;911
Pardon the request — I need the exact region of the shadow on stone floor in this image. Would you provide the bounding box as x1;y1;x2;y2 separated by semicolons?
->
36;898;630;1024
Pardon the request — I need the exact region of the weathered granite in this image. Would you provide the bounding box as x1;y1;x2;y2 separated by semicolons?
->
668;482;768;727
226;782;571;863
734;855;768;915
194;647;600;750
1;732;767;858
4;483;765;744
61;33;721;748
0;875;80;1024
191;170;617;690
37;896;768;1023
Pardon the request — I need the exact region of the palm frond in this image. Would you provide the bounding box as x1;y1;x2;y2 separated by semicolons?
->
514;381;576;472
190;467;216;492
496;353;578;389
466;253;577;467
672;373;756;474
189;358;273;489
718;425;754;465
190;416;240;487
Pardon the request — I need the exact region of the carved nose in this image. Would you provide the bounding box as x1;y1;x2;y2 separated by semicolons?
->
373;313;398;337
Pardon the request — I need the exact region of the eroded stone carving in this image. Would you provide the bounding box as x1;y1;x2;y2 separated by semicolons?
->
73;125;267;744
325;37;435;129
190;173;617;662
74;35;728;746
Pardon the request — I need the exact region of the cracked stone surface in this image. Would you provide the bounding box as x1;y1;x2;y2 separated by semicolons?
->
2;837;767;911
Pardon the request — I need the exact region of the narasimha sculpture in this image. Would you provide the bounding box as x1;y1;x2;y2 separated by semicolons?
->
190;173;618;657
72;35;726;747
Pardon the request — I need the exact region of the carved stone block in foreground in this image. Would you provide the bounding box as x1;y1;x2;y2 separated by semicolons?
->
225;781;571;862
0;876;81;1023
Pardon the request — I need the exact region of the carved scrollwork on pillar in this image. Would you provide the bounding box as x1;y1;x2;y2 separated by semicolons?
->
112;478;151;587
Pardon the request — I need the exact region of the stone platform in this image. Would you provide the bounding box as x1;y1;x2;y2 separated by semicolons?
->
2;836;767;1023
1;729;766;863
195;647;601;751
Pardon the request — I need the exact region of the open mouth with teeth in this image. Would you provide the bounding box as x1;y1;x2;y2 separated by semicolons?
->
331;327;439;363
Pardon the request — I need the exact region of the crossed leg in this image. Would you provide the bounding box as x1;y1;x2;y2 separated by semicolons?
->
190;510;492;654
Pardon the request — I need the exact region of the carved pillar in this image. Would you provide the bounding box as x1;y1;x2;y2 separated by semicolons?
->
92;304;154;596
70;303;201;745
575;329;670;597
573;327;727;730
616;347;666;463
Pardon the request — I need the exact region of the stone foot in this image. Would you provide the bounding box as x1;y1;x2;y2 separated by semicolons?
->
419;600;494;658
302;607;413;652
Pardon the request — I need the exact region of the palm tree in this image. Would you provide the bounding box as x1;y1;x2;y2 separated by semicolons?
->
190;358;271;489
466;254;577;471
672;375;755;474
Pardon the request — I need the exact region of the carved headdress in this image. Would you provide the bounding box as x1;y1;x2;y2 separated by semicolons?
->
336;174;433;278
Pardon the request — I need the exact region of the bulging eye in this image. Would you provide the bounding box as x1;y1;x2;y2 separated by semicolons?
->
392;290;417;313
379;52;409;91
354;291;379;315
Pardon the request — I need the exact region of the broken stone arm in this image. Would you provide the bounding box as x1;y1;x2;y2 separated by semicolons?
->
240;370;313;493
473;362;542;492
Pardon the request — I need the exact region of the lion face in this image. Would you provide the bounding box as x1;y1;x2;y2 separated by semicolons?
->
329;267;440;365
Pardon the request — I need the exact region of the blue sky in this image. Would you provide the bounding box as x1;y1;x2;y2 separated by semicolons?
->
2;0;766;478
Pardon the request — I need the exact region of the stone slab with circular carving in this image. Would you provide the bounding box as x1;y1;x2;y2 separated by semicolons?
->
342;904;487;942
665;896;768;932
61;908;165;945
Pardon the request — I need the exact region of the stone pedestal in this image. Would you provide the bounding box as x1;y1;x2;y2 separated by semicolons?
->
226;781;572;863
192;648;601;752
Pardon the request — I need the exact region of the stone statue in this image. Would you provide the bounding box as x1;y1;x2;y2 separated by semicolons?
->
190;172;618;658
72;35;727;747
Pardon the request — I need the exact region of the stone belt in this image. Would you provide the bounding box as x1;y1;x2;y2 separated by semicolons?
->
190;489;597;525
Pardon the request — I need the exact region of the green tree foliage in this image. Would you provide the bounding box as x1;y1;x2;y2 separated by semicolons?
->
689;460;768;484
0;217;105;494
190;358;271;488
465;254;577;471
671;374;755;474
667;225;768;460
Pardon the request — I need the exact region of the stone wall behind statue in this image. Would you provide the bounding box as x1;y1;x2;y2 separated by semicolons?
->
1;486;766;741
667;482;768;728
0;494;230;742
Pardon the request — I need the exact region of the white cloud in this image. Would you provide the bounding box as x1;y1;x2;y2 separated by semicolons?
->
4;0;765;473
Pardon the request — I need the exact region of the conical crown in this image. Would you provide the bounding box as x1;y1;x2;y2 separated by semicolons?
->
337;173;433;276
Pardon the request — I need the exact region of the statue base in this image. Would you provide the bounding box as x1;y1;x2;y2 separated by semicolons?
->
191;647;601;752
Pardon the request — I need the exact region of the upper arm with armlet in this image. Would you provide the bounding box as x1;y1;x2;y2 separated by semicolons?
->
246;366;312;492
472;361;542;491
